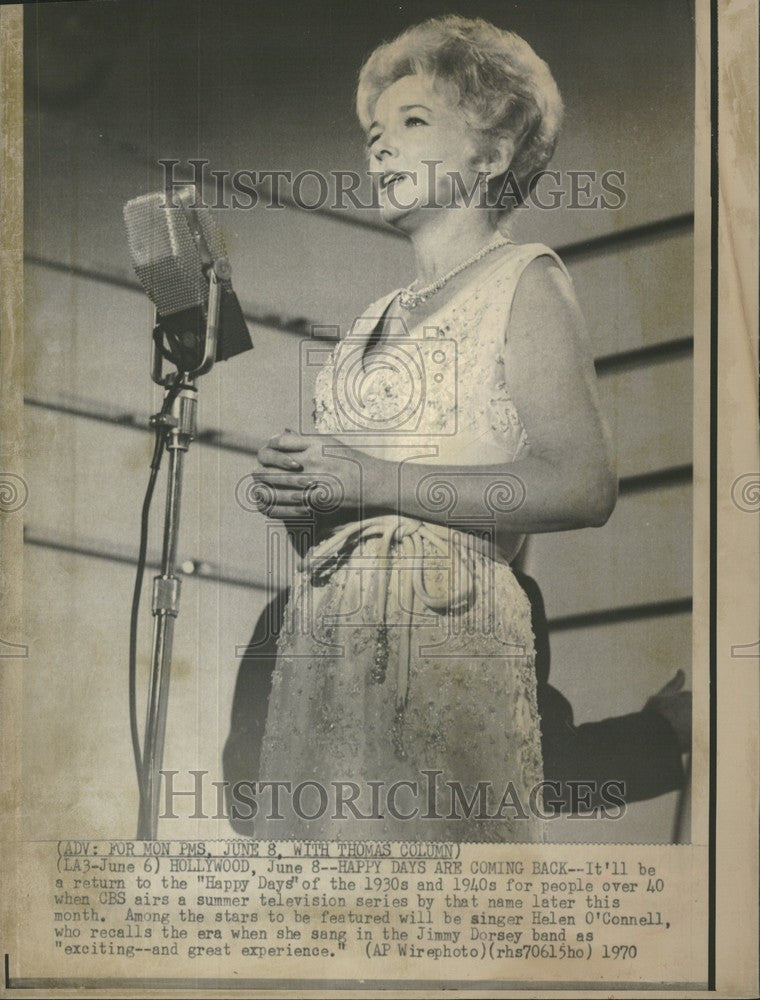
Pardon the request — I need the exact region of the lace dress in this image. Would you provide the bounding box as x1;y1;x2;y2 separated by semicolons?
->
256;243;569;842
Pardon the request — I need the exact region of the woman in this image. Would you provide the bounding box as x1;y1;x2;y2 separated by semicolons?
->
250;16;616;841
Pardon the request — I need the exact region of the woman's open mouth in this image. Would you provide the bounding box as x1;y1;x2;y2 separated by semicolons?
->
380;171;410;192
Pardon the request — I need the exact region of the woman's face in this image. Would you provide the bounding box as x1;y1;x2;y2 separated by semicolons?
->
367;74;487;228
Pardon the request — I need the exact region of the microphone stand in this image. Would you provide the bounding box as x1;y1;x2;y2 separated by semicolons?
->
137;269;222;840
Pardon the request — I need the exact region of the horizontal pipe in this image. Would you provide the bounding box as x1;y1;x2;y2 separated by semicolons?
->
618;464;692;495
23;395;267;456
213;184;693;255
23;528;270;592
24;210;692;341
26;526;692;633
24;394;694;499
24;396;693;494
244;196;693;254
548;596;692;632
595;337;693;374
558;212;693;261
23;254;332;341
25;248;695;370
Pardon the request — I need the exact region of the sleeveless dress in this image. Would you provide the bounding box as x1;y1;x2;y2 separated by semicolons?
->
256;243;570;842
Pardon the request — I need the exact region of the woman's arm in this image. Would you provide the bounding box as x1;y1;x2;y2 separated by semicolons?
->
253;257;617;537
368;256;617;532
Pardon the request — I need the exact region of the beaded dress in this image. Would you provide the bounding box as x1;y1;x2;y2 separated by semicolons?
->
256;243;570;842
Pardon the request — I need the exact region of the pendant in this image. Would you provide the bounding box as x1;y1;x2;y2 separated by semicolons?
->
398;289;421;310
397;234;510;312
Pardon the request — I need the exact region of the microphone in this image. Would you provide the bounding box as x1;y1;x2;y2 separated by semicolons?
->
123;185;253;374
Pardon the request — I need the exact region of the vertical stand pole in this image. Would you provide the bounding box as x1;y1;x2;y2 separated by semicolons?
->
137;384;197;840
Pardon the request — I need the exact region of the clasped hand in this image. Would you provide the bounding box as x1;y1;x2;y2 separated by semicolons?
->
251;430;368;521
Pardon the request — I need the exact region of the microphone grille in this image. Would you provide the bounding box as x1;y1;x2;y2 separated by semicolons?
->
193;200;228;263
123;191;209;315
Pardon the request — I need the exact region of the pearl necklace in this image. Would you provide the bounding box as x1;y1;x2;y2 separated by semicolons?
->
398;233;511;310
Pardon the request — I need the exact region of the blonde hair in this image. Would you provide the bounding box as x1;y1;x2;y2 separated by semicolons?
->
356;15;563;211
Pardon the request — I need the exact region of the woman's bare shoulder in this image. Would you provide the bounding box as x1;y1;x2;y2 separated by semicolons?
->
506;251;590;362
